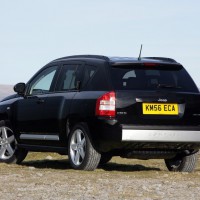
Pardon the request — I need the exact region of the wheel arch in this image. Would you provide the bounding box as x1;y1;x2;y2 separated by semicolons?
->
0;113;9;122
66;115;88;137
65;115;98;147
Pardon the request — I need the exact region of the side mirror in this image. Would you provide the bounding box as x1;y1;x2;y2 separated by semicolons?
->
14;82;26;95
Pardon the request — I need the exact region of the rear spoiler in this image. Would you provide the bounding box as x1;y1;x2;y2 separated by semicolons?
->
142;57;177;63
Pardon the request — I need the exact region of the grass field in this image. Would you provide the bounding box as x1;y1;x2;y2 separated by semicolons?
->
21;152;200;176
1;152;200;200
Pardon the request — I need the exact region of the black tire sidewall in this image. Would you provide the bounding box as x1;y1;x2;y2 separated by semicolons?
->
165;152;197;172
68;123;97;170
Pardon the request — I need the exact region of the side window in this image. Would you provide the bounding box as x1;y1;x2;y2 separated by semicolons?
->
82;65;97;88
55;64;81;91
29;66;57;95
85;64;110;91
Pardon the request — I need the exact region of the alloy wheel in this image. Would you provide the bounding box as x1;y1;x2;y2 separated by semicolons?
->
70;129;86;166
0;126;15;160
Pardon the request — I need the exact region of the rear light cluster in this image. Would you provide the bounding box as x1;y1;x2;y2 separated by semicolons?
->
95;91;116;117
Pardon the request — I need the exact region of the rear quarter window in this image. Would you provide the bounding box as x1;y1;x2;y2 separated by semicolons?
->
81;65;97;88
83;64;110;91
55;64;81;91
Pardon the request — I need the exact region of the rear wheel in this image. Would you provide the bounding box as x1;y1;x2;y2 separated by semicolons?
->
0;120;28;164
165;151;198;172
68;123;101;170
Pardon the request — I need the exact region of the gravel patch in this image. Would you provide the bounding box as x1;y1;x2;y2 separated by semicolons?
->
0;154;200;200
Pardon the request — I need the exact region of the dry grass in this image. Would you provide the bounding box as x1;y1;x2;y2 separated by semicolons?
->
0;152;200;200
22;152;200;176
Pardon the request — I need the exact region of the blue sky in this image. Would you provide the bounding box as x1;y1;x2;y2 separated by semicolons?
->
0;0;200;86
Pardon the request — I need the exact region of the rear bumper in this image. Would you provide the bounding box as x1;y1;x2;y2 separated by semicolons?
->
122;125;200;142
122;129;200;142
90;119;200;152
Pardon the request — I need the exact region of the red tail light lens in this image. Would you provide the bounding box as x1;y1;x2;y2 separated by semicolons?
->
144;63;158;67
95;91;116;117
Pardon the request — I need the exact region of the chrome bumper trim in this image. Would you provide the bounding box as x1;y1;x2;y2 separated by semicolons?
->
122;129;200;142
20;134;59;141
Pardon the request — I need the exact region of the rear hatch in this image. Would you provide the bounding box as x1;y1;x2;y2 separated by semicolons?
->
110;61;200;126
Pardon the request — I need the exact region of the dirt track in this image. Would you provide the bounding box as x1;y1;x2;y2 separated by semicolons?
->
1;153;200;200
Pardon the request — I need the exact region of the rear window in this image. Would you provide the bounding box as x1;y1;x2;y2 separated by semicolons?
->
111;64;198;92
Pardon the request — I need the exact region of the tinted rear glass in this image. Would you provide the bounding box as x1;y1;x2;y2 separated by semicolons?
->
111;64;198;92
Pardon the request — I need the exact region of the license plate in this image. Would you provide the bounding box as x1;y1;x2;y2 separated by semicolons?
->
142;103;178;115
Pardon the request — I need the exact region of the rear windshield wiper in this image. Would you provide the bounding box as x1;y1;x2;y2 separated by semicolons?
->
157;84;182;89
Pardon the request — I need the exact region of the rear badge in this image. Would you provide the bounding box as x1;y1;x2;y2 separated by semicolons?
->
158;98;167;102
117;112;127;115
193;114;200;116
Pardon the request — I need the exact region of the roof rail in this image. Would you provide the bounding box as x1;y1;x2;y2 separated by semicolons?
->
142;57;177;63
53;55;109;62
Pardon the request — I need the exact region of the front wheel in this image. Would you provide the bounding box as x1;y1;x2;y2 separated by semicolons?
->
68;123;101;170
165;151;198;172
0;120;28;164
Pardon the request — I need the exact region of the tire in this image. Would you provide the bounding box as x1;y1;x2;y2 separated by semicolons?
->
99;153;112;166
0;120;28;164
68;123;101;170
165;151;198;172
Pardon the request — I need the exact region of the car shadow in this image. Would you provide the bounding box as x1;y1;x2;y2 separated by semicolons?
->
21;159;161;172
100;162;161;171
21;159;71;170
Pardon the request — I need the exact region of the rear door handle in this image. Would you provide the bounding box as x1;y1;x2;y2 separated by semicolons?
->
36;99;45;104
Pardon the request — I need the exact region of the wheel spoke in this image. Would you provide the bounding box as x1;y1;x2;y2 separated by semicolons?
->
79;148;85;159
6;144;14;156
2;127;8;139
7;135;15;144
0;147;6;158
81;138;85;146
76;131;82;143
74;151;80;165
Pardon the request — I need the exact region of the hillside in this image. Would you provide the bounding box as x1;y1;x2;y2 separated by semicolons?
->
0;84;15;100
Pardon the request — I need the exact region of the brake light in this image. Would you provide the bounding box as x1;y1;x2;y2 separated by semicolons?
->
144;63;158;67
95;91;116;117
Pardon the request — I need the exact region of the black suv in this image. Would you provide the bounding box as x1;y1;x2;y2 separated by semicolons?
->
0;55;200;171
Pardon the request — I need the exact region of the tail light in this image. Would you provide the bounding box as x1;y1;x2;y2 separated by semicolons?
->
95;91;116;117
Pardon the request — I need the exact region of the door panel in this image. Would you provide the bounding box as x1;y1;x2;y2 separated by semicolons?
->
15;62;85;147
41;92;77;133
16;65;58;135
16;95;47;133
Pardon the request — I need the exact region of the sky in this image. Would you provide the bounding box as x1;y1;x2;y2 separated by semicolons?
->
0;0;200;86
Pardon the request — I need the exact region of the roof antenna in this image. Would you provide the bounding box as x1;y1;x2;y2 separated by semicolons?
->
138;44;143;61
